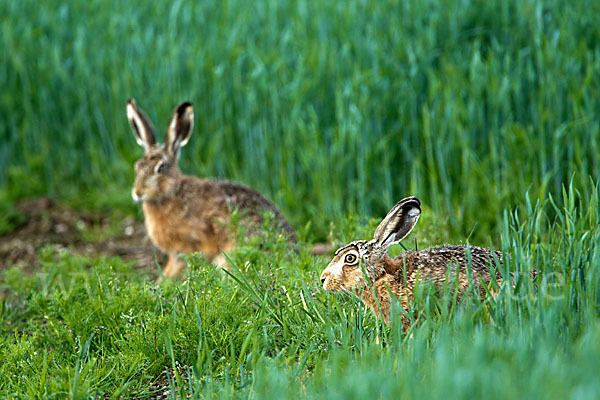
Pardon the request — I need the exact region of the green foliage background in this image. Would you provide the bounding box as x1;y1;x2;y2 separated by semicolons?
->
2;0;599;239
1;0;600;398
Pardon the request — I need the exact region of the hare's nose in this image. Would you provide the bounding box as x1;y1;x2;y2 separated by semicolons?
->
132;188;144;202
320;271;328;285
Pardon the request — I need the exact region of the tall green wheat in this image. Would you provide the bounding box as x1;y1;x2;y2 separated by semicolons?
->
1;0;599;239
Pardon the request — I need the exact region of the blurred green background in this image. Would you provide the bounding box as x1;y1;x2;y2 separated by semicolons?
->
1;0;599;240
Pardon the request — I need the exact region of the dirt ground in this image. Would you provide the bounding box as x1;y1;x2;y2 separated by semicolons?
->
0;197;333;279
0;197;167;274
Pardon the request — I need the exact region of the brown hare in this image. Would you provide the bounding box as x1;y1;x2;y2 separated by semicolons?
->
127;99;297;279
320;196;505;327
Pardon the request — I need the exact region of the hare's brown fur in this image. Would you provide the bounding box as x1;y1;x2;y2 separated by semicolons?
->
127;99;296;279
385;246;503;296
320;197;504;328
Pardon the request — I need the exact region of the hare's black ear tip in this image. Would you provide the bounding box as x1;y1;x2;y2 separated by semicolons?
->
401;196;421;208
411;197;421;208
176;101;193;115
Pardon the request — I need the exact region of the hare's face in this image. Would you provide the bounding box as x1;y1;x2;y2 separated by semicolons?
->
320;240;383;292
132;146;180;202
127;99;193;203
320;196;422;293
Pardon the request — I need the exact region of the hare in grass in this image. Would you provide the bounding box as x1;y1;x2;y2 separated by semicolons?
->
127;99;297;279
320;196;506;327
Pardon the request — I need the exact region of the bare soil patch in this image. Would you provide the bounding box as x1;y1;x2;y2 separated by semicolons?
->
0;197;166;274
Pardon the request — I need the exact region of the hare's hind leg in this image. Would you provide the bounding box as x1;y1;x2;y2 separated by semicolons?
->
160;254;186;280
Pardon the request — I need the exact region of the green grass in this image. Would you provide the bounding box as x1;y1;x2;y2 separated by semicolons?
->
1;181;599;398
1;0;600;239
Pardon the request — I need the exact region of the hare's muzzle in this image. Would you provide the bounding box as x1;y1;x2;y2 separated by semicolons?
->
131;188;143;202
320;270;329;289
320;268;341;292
320;273;327;287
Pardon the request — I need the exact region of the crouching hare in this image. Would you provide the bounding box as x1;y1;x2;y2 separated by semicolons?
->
320;196;505;328
127;99;297;279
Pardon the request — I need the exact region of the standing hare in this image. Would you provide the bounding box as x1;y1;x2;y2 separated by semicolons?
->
127;99;297;279
320;196;505;327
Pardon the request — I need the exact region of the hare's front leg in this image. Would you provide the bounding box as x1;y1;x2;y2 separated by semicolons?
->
212;253;231;272
161;254;186;280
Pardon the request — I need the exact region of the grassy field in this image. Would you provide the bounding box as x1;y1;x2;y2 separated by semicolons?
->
1;0;600;398
1;183;599;398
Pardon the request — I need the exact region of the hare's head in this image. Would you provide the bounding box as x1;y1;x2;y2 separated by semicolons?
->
320;197;421;293
127;99;194;202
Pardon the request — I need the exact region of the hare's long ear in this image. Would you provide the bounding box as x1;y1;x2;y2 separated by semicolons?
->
165;101;194;158
373;196;421;249
127;99;156;153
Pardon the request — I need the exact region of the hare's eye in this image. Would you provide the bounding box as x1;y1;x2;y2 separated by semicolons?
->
344;253;357;264
156;163;165;174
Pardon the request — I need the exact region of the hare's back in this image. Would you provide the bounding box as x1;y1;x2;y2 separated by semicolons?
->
395;245;503;287
214;180;297;240
213;180;281;212
182;177;296;241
